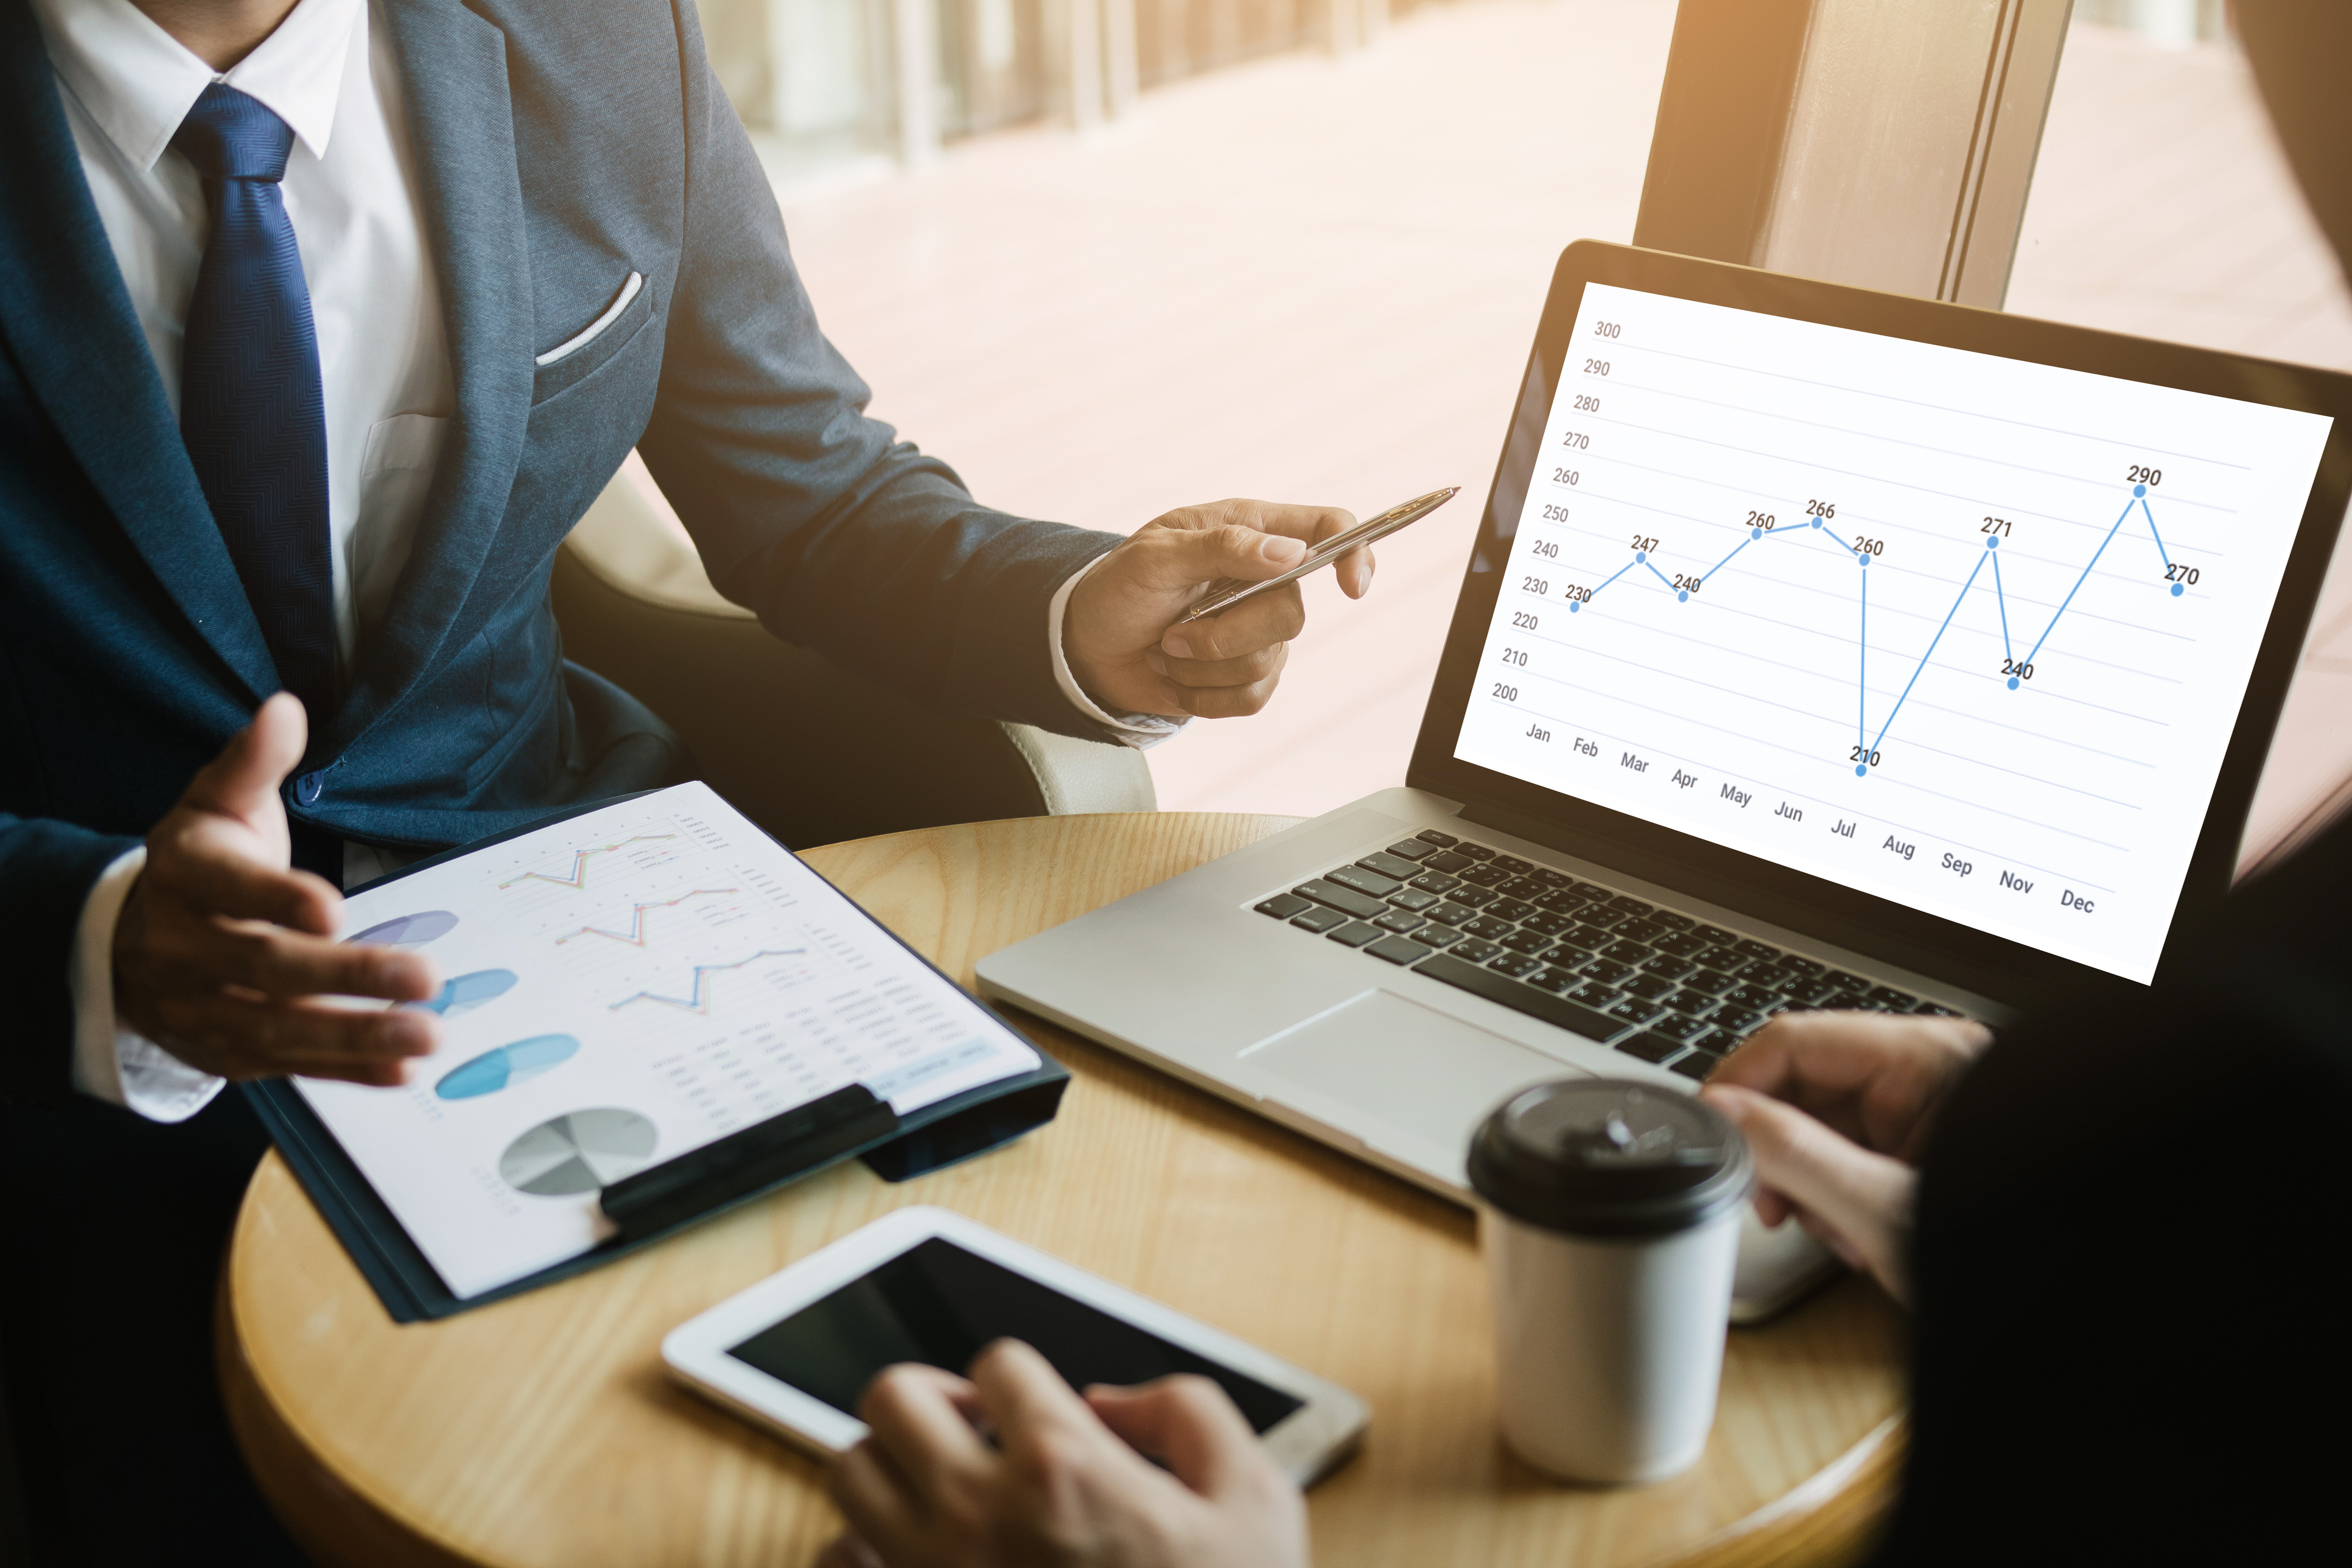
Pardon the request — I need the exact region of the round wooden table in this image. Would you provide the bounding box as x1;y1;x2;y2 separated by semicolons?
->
221;813;1907;1568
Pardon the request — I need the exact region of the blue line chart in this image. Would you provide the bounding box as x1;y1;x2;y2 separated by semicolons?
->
609;947;808;1014
1561;483;2185;778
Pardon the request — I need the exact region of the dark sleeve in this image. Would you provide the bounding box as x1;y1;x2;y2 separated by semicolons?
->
632;3;1123;741
0;814;141;1104
1869;816;2352;1565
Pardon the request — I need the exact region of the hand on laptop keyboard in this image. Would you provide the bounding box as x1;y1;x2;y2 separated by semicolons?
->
1252;829;1963;1080
1697;1010;1990;1300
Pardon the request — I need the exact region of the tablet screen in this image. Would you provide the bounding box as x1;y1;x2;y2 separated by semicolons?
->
727;1237;1305;1432
1452;281;2333;984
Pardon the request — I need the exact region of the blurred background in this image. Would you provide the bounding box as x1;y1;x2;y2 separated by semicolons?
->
640;0;2352;818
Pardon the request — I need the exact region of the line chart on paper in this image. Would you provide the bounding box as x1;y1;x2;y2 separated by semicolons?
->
554;889;744;948
1455;281;2328;981
497;835;679;890
610;948;811;1013
497;833;689;891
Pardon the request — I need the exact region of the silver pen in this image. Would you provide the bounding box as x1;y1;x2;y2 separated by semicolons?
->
1175;486;1461;625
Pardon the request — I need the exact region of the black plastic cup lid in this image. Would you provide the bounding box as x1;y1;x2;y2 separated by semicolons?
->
1468;1078;1753;1237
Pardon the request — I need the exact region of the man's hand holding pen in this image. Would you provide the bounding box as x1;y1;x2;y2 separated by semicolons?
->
1063;499;1375;719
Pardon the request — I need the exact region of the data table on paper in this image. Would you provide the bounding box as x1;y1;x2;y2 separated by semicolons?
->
1455;283;2331;982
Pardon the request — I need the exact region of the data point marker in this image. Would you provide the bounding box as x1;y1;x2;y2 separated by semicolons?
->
2171;582;2183;597
1636;551;1646;562
1811;518;1821;528
1677;590;1687;602
1986;535;1998;549
2007;676;2020;690
1855;764;1867;777
2133;483;2147;497
1569;601;1580;613
1751;528;1762;540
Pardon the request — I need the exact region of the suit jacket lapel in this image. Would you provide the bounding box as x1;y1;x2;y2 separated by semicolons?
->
0;0;279;707
324;0;534;758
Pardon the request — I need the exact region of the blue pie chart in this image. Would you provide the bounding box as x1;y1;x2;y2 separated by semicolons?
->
349;910;459;948
435;1035;581;1101
406;968;519;1018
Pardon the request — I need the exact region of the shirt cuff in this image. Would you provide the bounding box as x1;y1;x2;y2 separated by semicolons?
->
1048;553;1188;751
68;846;226;1123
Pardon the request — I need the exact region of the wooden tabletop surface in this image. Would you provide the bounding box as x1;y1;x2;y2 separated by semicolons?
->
221;812;1906;1568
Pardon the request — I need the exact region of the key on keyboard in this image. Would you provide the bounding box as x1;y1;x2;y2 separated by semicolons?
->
1295;880;1384;920
1326;866;1402;899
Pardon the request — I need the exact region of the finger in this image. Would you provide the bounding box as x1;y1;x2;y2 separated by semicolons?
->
1702;1010;1849;1097
1167;671;1284;719
1086;1375;1269;1500
1216;500;1356;548
1149;644;1285;688
1152;643;1290;699
1703;1085;1916;1300
858;1363;993;1505
1147;523;1311;600
181;693;308;830
1306;511;1375;600
1161;583;1305;662
1714;1010;1986;1097
830;1442;927;1564
144;817;343;935
145;992;440;1085
968;1340;1134;1477
144;912;440;1004
1710;1010;1989;1156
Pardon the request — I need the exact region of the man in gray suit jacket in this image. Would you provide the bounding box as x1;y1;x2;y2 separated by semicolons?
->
0;0;1371;1558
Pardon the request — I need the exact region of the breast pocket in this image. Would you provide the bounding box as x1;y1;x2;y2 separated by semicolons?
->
531;270;653;403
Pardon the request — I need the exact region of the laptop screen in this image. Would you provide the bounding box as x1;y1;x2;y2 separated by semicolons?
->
1451;281;2332;985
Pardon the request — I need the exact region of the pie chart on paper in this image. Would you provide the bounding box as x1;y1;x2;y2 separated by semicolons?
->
498;1108;659;1196
408;968;519;1020
435;1033;579;1100
348;910;459;947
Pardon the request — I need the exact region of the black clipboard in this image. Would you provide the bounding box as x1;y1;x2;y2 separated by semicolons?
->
244;793;1070;1324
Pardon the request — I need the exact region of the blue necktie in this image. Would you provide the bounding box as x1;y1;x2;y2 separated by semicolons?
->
173;83;335;726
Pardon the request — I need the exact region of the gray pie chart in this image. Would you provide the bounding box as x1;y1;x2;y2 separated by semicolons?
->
498;1108;659;1197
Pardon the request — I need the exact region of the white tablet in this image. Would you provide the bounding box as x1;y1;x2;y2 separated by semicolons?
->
662;1206;1369;1485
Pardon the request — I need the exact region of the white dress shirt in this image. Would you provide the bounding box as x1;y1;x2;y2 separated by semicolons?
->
38;0;1173;1122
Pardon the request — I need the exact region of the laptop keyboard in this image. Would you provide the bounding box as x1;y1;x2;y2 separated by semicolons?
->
1253;829;1958;1081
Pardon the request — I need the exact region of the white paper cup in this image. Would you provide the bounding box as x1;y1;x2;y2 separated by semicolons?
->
1469;1080;1753;1484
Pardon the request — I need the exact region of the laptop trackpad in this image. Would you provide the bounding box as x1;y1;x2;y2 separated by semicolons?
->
1244;990;1580;1158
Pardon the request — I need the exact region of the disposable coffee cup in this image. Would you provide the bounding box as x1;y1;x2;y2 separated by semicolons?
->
1468;1078;1754;1483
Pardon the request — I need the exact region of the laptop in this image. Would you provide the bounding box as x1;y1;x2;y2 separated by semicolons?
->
978;242;2352;1318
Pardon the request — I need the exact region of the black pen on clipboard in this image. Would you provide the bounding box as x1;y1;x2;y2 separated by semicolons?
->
1175;486;1460;625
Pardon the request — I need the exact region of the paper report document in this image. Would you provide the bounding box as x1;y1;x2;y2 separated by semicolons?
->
296;783;1040;1300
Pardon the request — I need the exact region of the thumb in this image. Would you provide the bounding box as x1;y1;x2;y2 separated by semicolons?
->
1703;1083;1917;1302
1156;523;1308;588
185;693;308;827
